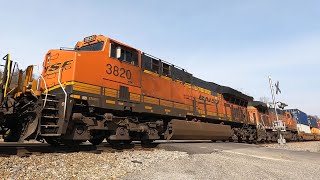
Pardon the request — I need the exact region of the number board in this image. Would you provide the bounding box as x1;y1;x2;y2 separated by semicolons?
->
84;35;96;43
106;63;132;80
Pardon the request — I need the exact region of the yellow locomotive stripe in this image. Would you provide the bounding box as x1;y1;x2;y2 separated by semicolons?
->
105;88;118;97
143;96;159;105
207;111;217;116
46;81;75;92
74;83;100;93
74;88;100;94
143;70;172;81
161;76;171;80
160;99;173;107
197;109;205;115
106;100;116;104
46;81;104;95
70;94;81;99
46;81;101;95
184;83;192;88
130;93;140;101
143;70;158;76
74;82;100;90
174;102;188;110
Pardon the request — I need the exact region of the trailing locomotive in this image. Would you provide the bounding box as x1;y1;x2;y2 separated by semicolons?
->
248;101;298;142
0;35;319;145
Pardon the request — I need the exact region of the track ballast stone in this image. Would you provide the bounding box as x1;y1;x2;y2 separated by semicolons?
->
0;149;187;179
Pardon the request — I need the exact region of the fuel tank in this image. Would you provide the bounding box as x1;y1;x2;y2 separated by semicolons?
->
164;119;233;140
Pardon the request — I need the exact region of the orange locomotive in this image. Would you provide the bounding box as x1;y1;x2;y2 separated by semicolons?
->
31;34;254;145
2;35;291;145
248;101;298;142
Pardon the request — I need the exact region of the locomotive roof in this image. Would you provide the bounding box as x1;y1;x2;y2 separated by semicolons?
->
193;76;253;102
248;101;268;110
212;83;253;102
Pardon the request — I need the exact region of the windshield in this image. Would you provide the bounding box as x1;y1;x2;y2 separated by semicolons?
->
76;41;104;51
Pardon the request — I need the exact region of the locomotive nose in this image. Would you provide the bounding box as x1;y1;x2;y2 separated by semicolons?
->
42;50;76;88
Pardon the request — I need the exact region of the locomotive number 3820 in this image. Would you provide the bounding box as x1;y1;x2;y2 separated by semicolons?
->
106;64;132;80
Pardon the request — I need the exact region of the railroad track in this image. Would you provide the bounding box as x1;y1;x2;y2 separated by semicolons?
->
0;140;310;157
0;142;157;157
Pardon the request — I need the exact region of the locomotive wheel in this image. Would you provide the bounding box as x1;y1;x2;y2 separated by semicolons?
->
89;131;105;145
89;136;105;145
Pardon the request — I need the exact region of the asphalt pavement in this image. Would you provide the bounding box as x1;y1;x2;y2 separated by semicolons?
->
124;141;320;180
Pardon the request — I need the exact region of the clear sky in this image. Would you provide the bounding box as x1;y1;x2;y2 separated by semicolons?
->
0;1;319;116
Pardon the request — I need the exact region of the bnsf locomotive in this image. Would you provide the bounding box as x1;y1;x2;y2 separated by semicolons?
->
0;35;318;145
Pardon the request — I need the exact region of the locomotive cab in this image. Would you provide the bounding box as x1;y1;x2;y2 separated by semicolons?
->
36;35;145;144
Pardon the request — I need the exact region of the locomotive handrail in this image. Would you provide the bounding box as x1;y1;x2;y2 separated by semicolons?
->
59;47;75;51
34;65;48;110
58;68;67;120
40;74;48;110
259;114;266;129
3;54;11;99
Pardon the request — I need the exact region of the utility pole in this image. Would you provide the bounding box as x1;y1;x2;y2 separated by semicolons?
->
268;76;286;145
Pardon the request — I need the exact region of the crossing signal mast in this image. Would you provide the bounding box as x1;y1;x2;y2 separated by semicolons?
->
268;76;286;145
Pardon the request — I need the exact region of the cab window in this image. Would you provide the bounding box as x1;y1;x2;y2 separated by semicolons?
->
110;43;117;57
119;49;125;61
126;51;132;62
110;42;138;66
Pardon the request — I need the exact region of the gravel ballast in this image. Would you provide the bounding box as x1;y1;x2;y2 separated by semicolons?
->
0;149;187;179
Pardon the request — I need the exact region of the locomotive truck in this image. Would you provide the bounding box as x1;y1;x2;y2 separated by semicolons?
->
0;35;317;145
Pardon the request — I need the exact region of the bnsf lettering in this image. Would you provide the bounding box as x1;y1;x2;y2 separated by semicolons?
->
199;95;219;104
106;64;132;80
48;63;61;72
48;60;73;72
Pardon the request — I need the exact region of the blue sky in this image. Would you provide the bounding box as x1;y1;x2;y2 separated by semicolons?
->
0;1;319;116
